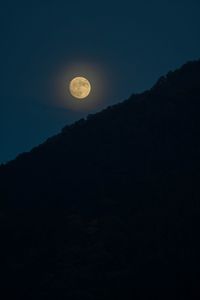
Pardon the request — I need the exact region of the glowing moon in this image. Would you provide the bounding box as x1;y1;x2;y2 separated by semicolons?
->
69;77;91;99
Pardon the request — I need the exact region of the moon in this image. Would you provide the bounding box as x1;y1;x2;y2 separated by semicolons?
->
69;77;91;99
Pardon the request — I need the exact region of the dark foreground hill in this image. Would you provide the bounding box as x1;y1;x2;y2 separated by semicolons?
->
1;60;200;299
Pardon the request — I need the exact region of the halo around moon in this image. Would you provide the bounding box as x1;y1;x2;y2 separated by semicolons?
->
69;77;91;99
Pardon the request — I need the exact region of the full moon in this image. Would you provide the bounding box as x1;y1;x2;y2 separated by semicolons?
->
69;77;91;99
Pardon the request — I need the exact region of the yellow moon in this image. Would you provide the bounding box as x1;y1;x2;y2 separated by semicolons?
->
69;77;91;99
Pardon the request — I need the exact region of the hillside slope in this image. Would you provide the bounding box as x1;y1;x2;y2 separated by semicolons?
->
0;60;200;299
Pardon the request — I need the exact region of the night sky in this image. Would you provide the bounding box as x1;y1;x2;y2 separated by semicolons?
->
1;0;200;164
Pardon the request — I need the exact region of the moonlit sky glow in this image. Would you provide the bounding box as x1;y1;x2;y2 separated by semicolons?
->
0;0;200;163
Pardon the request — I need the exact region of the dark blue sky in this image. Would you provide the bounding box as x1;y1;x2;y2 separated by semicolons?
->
1;0;200;163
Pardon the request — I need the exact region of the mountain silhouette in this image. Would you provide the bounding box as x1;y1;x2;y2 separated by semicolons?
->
0;60;200;299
